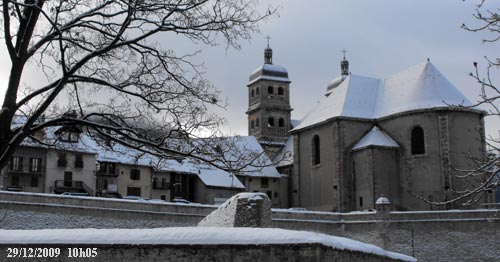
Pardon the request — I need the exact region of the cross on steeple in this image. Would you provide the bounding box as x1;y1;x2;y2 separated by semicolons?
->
264;35;273;64
342;48;347;60
340;48;349;76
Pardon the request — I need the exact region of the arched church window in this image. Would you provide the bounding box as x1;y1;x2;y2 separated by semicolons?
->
278;118;285;127
268;86;274;94
256;117;260;127
268;117;275;127
278;87;284;95
411;126;425;155
251;120;255;129
312;135;320;165
251;89;254;97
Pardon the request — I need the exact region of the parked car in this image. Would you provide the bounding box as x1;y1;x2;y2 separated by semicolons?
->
288;207;308;212
61;192;89;196
122;196;146;201
172;197;190;204
98;192;122;199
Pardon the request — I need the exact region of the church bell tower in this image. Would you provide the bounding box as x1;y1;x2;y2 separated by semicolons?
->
246;41;292;157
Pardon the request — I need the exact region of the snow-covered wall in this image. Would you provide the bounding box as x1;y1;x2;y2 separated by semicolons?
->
1;191;499;261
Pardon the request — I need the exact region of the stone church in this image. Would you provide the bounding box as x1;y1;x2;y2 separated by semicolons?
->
247;45;489;212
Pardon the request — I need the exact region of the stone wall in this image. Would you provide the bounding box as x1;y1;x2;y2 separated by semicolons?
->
273;210;500;262
0;244;407;262
1;191;499;261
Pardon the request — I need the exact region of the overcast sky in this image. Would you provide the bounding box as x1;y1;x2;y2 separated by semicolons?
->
1;1;499;139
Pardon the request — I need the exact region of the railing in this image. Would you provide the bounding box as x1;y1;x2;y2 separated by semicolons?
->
267;127;287;136
266;95;285;101
152;182;170;190
54;180;93;196
8;166;45;174
96;169;119;177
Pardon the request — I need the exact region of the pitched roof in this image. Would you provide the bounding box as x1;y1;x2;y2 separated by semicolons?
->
293;60;474;131
293;75;380;130
351;126;400;151
197;168;245;189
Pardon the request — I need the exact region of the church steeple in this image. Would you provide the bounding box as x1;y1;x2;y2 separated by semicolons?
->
247;39;291;159
341;48;349;76
264;36;273;64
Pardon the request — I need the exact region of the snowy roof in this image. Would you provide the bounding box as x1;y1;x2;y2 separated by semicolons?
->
197;168;245;189
376;196;391;205
293;74;380;130
293;60;475;131
18;126;98;155
229;136;281;178
325;75;348;96
352;126;400;151
290;119;301;129
248;63;290;85
274;136;294;167
0;227;416;261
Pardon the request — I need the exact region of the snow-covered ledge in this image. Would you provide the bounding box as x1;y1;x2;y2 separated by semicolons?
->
0;227;417;262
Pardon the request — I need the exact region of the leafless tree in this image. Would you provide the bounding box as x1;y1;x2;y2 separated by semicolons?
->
0;0;276;171
415;0;500;207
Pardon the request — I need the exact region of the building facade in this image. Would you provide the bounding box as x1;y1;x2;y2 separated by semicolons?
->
248;46;489;211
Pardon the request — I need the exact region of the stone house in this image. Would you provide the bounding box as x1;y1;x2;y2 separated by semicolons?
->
0;124;97;195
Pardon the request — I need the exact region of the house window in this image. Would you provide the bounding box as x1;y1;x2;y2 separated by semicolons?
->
153;177;158;189
108;162;116;175
61;132;79;143
9;157;23;171
312;135;321;165
11;175;19;186
359;197;363;207
251;120;255;129
162;178;167;188
57;153;67;167
161;195;166;200
29;158;42;172
261;177;269;188
127;187;141;197
256;87;259;95
30;175;39;187
266;191;273;199
130;169;141;180
268;86;274;94
256;117;260;127
411;126;425;155
251;89;254;97
274;192;278;198
268;117;275;127
98;162;107;173
278;118;285;127
278;87;284;95
75;154;83;168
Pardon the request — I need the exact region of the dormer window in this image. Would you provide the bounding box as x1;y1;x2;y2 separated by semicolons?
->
56;126;81;143
63;132;79;142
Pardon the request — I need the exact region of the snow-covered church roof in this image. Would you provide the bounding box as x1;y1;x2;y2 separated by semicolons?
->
248;63;290;86
352;126;400;151
293;60;475;131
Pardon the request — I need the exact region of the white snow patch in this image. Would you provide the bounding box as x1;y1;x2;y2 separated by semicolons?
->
352;126;400;151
